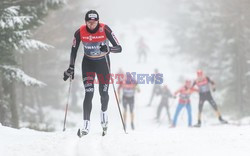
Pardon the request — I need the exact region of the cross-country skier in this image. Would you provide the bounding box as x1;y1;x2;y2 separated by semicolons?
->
154;84;173;125
193;70;228;127
147;68;161;107
63;10;122;135
172;80;198;127
118;73;140;130
137;36;148;63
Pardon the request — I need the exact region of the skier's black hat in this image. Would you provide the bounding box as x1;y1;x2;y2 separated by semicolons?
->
85;10;99;21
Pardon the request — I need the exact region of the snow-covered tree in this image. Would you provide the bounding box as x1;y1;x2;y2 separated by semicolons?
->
0;0;65;128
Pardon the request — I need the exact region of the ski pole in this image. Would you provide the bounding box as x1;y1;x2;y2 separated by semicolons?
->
63;76;72;131
104;55;127;134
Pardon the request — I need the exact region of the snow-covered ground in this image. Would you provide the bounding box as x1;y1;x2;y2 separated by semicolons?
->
1;117;250;156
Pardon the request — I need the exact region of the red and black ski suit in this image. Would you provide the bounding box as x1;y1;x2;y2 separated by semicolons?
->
193;76;218;114
69;23;122;120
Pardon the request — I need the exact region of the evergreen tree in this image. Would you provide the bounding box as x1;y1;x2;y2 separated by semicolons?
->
0;0;65;128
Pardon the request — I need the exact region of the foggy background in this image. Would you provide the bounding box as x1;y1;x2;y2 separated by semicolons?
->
0;0;250;130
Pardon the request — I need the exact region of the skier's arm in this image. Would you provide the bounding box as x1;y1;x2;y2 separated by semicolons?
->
207;77;216;91
104;25;122;53
190;87;199;93
192;81;196;88
207;77;215;85
174;89;181;98
69;29;81;67
63;29;80;81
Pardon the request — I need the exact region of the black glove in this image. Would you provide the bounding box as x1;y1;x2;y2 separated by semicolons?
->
212;88;216;92
63;65;74;81
100;44;110;53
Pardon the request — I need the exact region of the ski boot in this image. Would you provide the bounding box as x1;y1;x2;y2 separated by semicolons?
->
77;129;89;137
77;120;90;138
101;122;108;136
154;117;160;123
219;116;228;124
101;111;108;136
193;120;201;127
131;122;135;130
169;124;175;128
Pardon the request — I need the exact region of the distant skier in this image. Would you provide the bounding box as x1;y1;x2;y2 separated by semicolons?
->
172;80;198;127
116;68;125;80
155;84;173;125
147;68;161;107
118;73;140;130
63;10;122;136
193;70;228;127
137;36;148;63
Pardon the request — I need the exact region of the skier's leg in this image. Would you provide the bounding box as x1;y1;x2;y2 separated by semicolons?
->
148;84;158;106
99;83;109;112
165;102;172;124
130;112;135;130
83;78;95;121
81;58;95;134
122;96;128;128
81;120;90;135
207;94;227;123
207;95;219;115
96;57;110;128
96;56;110;111
98;77;109;112
129;97;135;130
100;111;108;129
186;103;192;127
156;101;164;120
197;97;205;125
82;61;95;121
172;104;184;127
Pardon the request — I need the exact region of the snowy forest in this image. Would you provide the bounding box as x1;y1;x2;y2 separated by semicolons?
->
0;0;250;155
